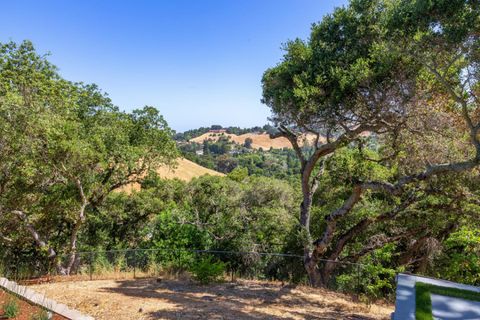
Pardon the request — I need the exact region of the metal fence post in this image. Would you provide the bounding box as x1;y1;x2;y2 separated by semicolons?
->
356;263;361;293
133;249;136;279
89;251;93;281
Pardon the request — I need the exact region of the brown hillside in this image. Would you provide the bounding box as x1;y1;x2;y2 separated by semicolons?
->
118;158;224;193
156;158;224;180
190;132;321;149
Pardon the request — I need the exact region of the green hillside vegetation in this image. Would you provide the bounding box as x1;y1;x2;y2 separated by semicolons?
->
179;136;303;181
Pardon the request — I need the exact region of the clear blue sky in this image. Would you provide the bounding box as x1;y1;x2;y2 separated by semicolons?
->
1;0;346;132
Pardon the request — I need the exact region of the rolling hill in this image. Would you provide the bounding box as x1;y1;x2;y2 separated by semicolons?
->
117;158;224;193
190;132;321;149
156;158;223;180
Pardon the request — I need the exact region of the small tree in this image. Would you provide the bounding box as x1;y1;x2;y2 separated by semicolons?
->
210;125;223;130
216;155;238;173
244;137;253;149
190;256;226;284
202;140;210;155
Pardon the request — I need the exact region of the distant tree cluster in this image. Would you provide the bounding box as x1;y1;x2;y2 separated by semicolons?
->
180;135;303;178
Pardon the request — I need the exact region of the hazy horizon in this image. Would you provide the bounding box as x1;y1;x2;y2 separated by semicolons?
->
1;0;347;131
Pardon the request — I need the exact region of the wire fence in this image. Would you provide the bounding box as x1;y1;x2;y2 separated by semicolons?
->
0;248;395;298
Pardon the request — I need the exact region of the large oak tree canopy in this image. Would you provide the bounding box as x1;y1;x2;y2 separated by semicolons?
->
262;1;416;138
262;0;480;285
0;41;178;273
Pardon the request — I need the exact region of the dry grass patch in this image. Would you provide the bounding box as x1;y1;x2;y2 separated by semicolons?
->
30;278;392;320
117;157;224;192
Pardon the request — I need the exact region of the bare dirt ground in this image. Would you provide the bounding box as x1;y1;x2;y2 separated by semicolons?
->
30;278;393;320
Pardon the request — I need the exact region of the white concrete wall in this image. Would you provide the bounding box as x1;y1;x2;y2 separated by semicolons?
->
393;273;480;320
0;277;94;320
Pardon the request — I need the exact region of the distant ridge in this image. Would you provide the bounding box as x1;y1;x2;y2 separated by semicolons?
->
190;132;321;149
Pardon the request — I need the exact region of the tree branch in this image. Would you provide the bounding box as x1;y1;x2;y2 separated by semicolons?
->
326;193;418;262
421;60;480;156
271;125;306;166
344;230;418;263
0;232;12;243
12;210;57;258
311;155;479;260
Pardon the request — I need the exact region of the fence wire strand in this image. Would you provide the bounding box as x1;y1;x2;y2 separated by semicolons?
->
0;248;394;298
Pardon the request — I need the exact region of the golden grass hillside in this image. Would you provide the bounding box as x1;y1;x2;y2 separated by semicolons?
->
190;132;322;149
156;158;224;180
117;158;224;193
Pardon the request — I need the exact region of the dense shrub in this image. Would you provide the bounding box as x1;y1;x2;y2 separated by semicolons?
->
31;310;50;320
190;256;226;285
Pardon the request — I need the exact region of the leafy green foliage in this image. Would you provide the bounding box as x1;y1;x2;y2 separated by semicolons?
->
127;174;299;278
190;256;226;285
244;137;253;149
262;0;414;130
30;310;50;320
0;40;178;272
335;243;401;300
435;227;480;285
181;140;302;180
2;298;19;318
261;0;480;289
338;264;397;300
227;167;249;182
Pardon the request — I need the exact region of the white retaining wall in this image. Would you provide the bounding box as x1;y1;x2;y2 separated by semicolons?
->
392;273;480;320
0;277;94;320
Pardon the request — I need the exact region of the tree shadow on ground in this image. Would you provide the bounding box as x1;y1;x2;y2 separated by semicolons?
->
101;278;382;320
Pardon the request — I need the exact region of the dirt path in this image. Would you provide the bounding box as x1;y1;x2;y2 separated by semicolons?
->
31;278;393;320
